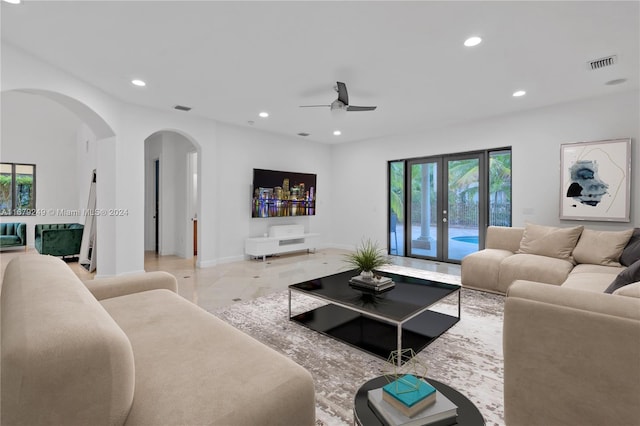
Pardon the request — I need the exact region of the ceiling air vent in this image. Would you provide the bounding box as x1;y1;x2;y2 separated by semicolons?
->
297;132;310;137
174;105;192;112
587;55;617;70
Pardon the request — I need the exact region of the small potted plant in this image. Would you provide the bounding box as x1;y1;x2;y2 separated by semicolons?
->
344;238;391;279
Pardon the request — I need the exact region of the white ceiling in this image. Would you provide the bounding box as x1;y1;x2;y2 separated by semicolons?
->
2;1;638;144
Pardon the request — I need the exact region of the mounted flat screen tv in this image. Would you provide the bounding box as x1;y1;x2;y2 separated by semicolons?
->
252;168;316;218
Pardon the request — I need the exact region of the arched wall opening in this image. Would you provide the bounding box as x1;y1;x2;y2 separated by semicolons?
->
1;88;118;274
144;130;201;260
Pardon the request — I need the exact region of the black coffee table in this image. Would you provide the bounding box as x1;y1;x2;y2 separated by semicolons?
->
288;269;460;364
354;376;485;425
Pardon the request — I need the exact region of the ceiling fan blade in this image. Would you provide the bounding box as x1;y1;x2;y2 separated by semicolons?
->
346;105;377;112
336;81;349;106
299;105;330;108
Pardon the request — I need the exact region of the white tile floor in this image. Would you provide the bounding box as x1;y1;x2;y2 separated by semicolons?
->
1;247;461;312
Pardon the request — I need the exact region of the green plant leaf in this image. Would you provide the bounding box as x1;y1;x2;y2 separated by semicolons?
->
343;238;391;272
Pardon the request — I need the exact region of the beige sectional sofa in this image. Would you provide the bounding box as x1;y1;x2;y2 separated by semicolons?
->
461;224;636;294
462;224;640;425
1;255;315;426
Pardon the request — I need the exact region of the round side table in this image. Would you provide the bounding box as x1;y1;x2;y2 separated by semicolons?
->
353;376;485;426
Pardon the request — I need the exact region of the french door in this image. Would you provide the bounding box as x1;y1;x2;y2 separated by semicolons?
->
407;154;484;262
390;148;514;263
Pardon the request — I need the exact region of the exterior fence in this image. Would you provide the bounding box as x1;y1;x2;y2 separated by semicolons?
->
409;201;511;228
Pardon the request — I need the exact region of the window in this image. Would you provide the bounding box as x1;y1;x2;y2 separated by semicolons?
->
488;150;512;226
0;163;36;216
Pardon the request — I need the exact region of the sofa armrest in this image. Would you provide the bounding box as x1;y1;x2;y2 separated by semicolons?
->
613;281;640;298
504;280;640;426
84;271;178;300
16;223;26;245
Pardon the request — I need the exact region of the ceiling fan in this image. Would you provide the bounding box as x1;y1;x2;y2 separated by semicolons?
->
300;82;377;112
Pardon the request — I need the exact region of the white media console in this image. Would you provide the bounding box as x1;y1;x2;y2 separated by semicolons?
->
245;225;319;261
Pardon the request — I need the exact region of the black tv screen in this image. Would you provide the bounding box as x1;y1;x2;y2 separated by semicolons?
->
252;168;316;218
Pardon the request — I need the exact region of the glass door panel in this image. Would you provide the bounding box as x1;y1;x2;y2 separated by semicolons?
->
489;150;512;227
445;156;480;262
409;160;439;259
389;161;405;256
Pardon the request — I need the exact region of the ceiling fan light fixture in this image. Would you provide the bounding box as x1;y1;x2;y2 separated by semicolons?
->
464;36;482;47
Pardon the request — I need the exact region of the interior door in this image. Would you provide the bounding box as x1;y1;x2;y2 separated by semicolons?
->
154;159;159;253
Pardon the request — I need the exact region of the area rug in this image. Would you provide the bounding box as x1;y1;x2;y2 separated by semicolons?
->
211;284;505;426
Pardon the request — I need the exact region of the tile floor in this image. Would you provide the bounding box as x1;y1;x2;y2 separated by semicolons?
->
1;247;461;312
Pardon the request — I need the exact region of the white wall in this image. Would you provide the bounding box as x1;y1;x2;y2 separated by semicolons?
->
214;123;332;263
0;90;83;246
76;123;98;213
3;42;637;271
329;90;640;249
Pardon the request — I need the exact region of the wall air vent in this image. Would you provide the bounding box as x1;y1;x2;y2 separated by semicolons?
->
297;132;310;137
174;105;192;111
587;55;617;70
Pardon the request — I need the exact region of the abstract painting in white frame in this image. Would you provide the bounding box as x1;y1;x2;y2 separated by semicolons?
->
560;138;631;222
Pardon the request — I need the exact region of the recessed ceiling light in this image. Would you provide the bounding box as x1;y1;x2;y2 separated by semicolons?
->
131;79;146;87
512;90;526;97
333;130;342;136
605;78;627;86
464;36;482;47
3;0;21;4
259;112;269;118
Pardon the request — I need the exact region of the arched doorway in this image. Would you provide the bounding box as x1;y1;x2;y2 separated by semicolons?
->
144;130;200;260
1;88;117;274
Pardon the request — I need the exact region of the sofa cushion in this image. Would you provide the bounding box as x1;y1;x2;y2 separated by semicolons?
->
620;228;640;267
613;282;640;298
497;253;574;293
100;289;315;426
562;273;619;293
573;228;634;267
517;223;583;261
485;226;524;252
570;263;626;276
605;260;640;294
0;235;21;245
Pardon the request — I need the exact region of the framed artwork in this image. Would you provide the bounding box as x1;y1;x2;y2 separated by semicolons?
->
560;138;631;222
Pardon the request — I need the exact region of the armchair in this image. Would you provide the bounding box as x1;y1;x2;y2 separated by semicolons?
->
0;222;27;250
35;223;84;257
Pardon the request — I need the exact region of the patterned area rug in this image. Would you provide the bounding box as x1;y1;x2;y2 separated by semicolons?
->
211;279;505;426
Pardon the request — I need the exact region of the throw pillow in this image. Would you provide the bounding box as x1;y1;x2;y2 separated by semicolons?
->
605;260;640;294
620;228;640;267
517;223;584;260
572;228;634;267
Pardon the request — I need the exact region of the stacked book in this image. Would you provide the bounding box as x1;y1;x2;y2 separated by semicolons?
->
349;275;395;292
368;375;458;426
